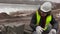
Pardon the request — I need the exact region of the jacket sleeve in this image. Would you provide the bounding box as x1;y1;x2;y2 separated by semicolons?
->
30;13;37;31
50;16;58;31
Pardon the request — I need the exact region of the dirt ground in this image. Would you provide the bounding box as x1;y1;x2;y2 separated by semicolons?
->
0;9;60;34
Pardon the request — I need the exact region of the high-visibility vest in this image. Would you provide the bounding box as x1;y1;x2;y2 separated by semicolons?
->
36;10;52;31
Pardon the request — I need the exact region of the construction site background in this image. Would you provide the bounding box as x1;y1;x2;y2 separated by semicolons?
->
0;0;59;34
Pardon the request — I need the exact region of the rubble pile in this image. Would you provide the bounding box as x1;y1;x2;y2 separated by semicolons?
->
0;23;25;34
0;12;11;19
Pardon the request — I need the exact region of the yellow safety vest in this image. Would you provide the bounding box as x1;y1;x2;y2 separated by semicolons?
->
36;10;52;31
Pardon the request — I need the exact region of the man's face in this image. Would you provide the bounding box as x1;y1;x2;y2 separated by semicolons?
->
40;11;48;17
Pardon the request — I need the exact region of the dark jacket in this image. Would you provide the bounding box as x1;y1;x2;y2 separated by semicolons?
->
30;11;58;32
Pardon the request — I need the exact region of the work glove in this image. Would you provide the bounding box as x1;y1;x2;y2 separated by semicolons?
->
48;29;56;34
36;26;43;34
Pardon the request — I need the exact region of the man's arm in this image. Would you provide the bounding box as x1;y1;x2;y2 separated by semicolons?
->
30;13;37;31
50;16;58;31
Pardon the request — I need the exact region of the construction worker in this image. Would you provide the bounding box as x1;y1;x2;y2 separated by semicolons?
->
30;2;58;34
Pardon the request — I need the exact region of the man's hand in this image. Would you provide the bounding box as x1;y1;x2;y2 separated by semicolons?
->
48;29;56;34
36;26;43;34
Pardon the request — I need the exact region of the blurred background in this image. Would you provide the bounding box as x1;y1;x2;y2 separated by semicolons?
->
0;0;59;34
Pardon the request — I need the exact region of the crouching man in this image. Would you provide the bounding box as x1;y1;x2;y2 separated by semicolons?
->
30;2;58;34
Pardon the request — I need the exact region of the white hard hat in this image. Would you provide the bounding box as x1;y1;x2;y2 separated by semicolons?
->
40;2;52;12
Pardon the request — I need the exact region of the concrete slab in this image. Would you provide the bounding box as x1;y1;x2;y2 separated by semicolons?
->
3;23;25;34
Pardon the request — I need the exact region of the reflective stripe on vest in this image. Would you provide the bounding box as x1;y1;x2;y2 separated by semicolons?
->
36;11;52;31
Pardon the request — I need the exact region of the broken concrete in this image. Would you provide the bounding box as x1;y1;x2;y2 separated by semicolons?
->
0;23;25;34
